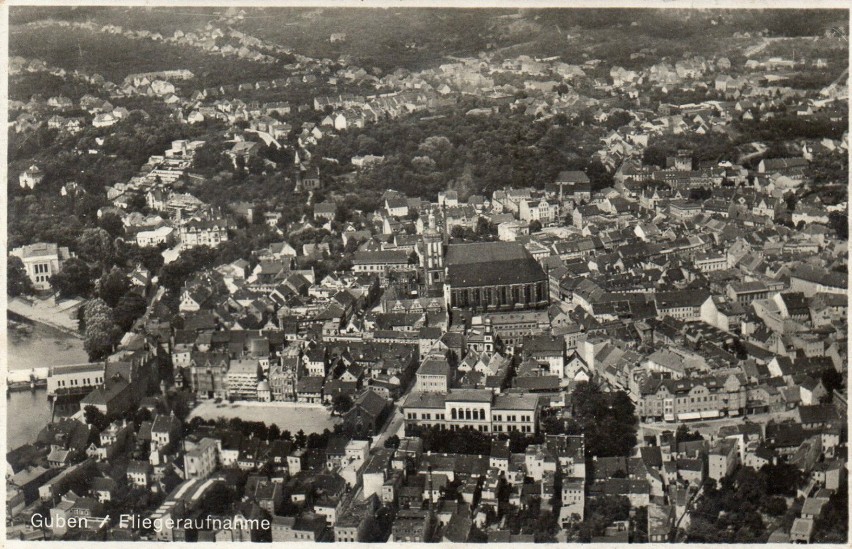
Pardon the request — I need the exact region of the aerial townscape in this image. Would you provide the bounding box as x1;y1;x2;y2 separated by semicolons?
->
4;6;849;544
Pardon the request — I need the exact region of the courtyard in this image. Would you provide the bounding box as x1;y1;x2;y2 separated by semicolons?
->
189;400;341;434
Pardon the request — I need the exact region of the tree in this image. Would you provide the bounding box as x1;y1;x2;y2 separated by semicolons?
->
77;227;115;266
98;212;125;238
125;193;149;213
759;462;804;496
763;496;788;516
332;394;354;415
821;368;844;399
84;405;109;431
570;381;637;458
134;407;153;427
49;257;93;298
604;110;633;130
578;495;631;542
83;298;119;361
267;424;281;441
642;145;669;169
450;225;467;239
98;267;130;308
294;429;307;449
113;293;148;332
828;211;848;240
7;256;34;297
384;435;401;449
676;424;704;443
586;160;614;192
529;220;543;233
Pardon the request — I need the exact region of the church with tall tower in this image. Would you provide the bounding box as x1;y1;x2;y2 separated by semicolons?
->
419;210;445;293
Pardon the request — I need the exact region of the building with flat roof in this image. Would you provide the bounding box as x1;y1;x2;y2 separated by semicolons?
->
401;389;541;434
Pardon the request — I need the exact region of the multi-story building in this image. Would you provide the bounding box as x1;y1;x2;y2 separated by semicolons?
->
486;310;550;347
178;219;230;249
708;438;739;481
185;438;218;479
226;358;260;400
522;334;565;378
693;251;728;273
268;357;298;401
9;242;73;290
415;358;451;393
519;199;559;224
352;250;414;274
636;374;747;422
401;389;541;434
189;352;229;399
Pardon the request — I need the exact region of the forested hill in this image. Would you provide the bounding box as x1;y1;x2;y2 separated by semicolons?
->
11;7;847;73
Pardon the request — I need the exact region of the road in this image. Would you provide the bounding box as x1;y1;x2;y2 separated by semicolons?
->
737;141;767;164
373;406;405;450
373;378;418;450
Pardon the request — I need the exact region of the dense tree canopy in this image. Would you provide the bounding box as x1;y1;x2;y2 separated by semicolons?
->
569;381;638;458
49;257;94;299
97;267;130;308
83;297;120;361
7;256;34;297
310;103;603;202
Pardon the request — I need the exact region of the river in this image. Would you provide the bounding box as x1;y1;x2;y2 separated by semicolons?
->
7;314;89;449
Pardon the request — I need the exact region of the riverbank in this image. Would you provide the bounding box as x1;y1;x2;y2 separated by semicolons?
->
7;313;89;372
8;297;83;339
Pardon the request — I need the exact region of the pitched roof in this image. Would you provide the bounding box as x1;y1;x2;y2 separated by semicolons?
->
350;389;388;418
445;242;546;288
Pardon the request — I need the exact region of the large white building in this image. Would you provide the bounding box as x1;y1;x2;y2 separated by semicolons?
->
136;226;175;247
519;199;559;225
178;219;229;249
401;389;541;434
9;242;73;291
47;363;104;397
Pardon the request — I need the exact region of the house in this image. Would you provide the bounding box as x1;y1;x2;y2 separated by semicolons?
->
179;219;230;248
385;197;410;218
93;113;118;127
789;518;815;543
757;157;808;175
185;438;218;479
416;358;451;393
296;377;324;404
342;390;391;436
19;165;44;189
519;199;559;225
127;460;153;487
227;141;261;169
150;414;182;451
352;250;412;275
313;202;337;221
709;438;739;481
136;226;175;247
553;171;591;202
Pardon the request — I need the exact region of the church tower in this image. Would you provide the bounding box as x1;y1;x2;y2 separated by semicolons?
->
421;211;444;290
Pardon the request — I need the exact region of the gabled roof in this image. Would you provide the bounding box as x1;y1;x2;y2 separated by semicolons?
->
350;389;388;418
